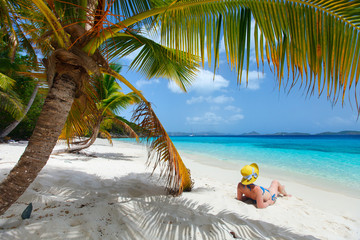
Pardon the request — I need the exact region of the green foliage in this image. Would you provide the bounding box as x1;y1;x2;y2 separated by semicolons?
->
60;64;141;144
100;116;145;137
0;77;44;139
104;32;199;92
0;50;45;139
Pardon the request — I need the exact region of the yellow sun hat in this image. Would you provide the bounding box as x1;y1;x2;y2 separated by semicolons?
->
240;163;259;185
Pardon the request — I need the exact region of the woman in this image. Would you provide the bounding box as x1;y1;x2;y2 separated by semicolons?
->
237;163;290;208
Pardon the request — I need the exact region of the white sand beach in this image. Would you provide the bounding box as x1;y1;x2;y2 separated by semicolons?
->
0;139;359;239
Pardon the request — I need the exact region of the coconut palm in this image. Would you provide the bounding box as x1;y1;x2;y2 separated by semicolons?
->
58;64;141;153
0;0;359;216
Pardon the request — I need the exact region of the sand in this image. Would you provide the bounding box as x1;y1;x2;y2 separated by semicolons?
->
0;139;359;239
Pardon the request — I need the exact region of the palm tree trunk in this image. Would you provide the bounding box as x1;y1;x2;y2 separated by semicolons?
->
68;119;101;153
0;84;40;138
0;62;85;215
54;117;102;154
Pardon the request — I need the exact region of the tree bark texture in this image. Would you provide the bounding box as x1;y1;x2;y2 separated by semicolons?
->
0;62;85;215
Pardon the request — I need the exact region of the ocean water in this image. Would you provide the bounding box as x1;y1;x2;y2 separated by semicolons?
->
116;135;360;197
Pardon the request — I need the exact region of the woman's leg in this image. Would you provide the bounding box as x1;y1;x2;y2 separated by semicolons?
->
268;180;290;197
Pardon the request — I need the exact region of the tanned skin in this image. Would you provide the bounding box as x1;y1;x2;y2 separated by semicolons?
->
237;180;291;208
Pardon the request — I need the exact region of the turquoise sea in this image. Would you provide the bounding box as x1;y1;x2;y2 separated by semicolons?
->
117;135;360;197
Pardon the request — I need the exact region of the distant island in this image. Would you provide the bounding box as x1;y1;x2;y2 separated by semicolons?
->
315;130;360;136
168;130;360;137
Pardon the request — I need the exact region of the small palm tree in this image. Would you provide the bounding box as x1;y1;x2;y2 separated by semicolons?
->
59;64;140;152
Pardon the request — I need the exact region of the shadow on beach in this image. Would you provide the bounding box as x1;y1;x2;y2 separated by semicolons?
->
0;168;319;240
85;151;137;161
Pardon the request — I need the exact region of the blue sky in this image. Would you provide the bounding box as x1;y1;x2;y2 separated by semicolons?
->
117;26;360;135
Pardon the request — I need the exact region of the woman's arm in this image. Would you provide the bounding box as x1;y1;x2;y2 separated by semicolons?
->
237;183;247;201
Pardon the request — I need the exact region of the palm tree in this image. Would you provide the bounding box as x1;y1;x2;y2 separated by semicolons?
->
0;0;359;216
58;64;141;153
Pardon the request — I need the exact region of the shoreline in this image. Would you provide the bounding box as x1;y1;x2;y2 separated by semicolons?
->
178;148;360;200
115;138;360;199
167;145;360;219
1;139;359;239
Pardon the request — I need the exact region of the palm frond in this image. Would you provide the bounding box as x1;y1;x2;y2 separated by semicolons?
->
102;91;141;115
0;0;19;59
61;65;140;148
103;31;199;92
59;77;99;144
85;0;360;106
132;102;193;194
30;0;71;48
0;72;16;89
102;68;193;194
110;0;154;27
0;72;23;119
156;0;360;107
99;128;113;144
53;0;87;27
111;116;139;141
85;0;360;108
248;1;360;105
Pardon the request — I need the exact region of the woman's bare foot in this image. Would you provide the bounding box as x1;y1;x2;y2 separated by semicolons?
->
279;185;291;197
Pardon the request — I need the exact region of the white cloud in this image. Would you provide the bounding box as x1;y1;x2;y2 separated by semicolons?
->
212;95;234;104
225;105;242;113
186;96;205;104
136;79;160;88
229;114;245;121
186;111;244;125
210;106;220;111
169;68;229;94
326;116;353;126
186;112;223;125
186;95;234;104
168;81;186;93
192;69;229;93
239;70;265;90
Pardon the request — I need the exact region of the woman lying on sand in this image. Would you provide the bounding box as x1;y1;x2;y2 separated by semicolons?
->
237;163;291;208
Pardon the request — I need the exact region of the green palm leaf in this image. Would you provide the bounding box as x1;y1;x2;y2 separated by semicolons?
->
110;0;155;27
132;101;193;193
154;0;360;104
84;0;359;107
60;65;140;147
0;73;23;119
103;31;200;92
103;68;193;193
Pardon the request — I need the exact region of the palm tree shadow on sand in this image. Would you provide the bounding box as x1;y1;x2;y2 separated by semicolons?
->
0;169;319;240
